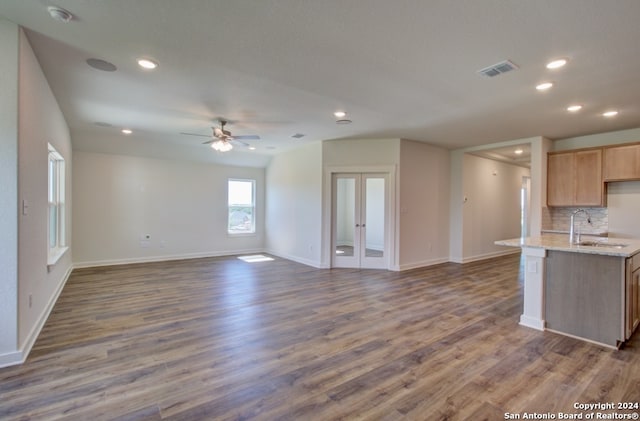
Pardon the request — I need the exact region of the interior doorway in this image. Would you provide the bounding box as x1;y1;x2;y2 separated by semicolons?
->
332;173;388;269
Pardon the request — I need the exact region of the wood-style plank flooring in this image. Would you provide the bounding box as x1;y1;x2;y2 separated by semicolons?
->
1;253;639;420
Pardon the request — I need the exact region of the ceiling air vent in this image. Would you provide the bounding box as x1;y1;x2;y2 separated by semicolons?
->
477;60;519;78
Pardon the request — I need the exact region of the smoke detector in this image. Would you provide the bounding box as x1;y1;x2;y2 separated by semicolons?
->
47;6;73;23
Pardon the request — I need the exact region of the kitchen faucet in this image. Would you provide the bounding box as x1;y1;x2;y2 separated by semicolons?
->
569;208;592;244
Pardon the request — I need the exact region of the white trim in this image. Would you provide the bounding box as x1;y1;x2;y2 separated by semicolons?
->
398;257;450;271
47;246;68;271
0;264;73;368
265;248;323;268
323;165;397;270
73;248;264;269
519;315;546;331
450;248;520;264
0;351;23;369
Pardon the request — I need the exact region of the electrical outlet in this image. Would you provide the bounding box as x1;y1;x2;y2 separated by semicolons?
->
29;294;32;308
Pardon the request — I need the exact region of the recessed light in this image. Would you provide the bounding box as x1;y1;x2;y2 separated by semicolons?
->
248;146;256;150
137;58;158;70
546;59;567;69
602;110;619;117
567;105;583;112
514;149;524;155
536;82;554;91
334;111;346;118
121;129;132;135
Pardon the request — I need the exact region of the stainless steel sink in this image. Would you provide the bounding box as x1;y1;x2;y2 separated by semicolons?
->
577;240;628;249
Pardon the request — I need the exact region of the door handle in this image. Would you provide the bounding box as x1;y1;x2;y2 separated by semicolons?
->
355;224;360;227
362;224;366;228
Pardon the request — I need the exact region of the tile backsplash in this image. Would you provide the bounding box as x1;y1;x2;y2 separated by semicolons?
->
542;207;608;235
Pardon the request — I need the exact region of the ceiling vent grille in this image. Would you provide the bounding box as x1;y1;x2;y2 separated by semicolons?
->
477;60;519;78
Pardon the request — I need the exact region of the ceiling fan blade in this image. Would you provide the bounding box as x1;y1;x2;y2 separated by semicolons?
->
180;131;211;138
232;135;260;140
201;139;214;145
231;139;250;147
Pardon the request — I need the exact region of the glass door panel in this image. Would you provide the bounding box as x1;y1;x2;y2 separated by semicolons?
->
332;173;387;269
361;174;387;269
364;176;385;259
335;177;356;258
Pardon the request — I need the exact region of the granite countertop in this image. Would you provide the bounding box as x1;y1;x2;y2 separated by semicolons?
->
495;233;640;257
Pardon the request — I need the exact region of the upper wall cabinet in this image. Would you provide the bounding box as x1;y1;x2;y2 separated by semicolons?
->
603;143;640;182
547;148;605;207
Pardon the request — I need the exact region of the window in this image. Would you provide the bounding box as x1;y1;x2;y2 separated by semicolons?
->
228;179;256;234
48;143;66;264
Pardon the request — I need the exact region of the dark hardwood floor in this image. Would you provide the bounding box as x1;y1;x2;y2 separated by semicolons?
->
1;253;639;420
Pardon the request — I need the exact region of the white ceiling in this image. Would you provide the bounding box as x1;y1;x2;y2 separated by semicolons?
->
2;0;640;167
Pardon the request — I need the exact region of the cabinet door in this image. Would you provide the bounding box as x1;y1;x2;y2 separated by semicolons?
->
603;144;640;181
547;152;575;206
634;268;640;334
575;149;604;206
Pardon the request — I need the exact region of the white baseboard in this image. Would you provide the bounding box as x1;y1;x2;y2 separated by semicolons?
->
73;248;265;268
1;264;74;368
452;248;520;264
264;249;322;268
398;257;450;271
0;351;23;368
519;315;545;331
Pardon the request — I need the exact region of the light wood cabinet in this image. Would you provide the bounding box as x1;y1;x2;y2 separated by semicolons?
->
547;148;604;207
603;143;640;181
627;253;640;339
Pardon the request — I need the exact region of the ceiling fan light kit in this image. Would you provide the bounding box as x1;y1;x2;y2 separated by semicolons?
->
211;140;233;152
182;119;259;153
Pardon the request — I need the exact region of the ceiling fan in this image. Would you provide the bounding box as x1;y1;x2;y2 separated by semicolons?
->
180;120;260;152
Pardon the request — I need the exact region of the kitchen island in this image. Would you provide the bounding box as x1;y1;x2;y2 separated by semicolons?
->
496;234;640;348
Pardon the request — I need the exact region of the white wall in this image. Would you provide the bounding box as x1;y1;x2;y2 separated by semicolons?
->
73;151;264;266
462;154;530;261
265;143;323;267
11;29;74;365
399;139;450;269
450;136;546;263
0;19;19;364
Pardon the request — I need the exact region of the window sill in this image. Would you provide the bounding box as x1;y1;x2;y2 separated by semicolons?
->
228;232;256;238
47;246;69;272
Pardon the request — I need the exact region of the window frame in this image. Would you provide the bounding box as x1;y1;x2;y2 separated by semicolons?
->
47;143;67;266
227;178;256;236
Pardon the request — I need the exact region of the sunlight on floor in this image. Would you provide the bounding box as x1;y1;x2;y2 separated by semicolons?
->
237;254;275;263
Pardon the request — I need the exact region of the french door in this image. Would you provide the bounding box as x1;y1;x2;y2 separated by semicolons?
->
332;173;388;269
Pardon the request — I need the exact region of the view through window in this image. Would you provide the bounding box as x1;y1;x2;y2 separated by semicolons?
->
48;143;66;262
228;179;255;234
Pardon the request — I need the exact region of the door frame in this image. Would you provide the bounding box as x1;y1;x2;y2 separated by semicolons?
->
331;173;389;269
322;165;397;270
